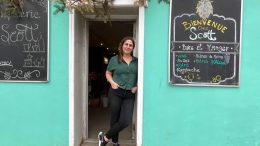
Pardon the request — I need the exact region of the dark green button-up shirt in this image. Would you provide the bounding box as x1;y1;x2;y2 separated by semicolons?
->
107;55;138;90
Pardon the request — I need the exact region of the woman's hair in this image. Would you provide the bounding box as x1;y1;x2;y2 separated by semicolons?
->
118;36;135;63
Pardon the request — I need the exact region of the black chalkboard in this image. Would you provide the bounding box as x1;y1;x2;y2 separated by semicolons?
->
0;0;48;82
169;0;242;86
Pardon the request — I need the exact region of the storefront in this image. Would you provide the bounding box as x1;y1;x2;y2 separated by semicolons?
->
1;0;260;146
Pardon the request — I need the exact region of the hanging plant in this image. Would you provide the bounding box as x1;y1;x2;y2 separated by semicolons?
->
0;0;24;17
0;0;170;19
51;0;114;20
51;0;169;17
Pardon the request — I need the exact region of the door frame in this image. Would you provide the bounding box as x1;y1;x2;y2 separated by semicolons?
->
69;7;145;146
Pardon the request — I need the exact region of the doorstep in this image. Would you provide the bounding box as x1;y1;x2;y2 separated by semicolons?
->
81;138;136;146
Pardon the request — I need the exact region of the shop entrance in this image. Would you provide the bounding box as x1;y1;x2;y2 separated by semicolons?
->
69;6;144;146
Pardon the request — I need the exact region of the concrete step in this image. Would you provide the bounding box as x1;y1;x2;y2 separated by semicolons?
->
81;138;136;146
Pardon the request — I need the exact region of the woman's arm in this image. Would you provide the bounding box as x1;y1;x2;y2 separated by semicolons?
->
106;71;119;89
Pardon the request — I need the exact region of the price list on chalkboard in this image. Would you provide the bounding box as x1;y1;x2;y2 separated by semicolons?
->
169;0;242;86
0;0;48;82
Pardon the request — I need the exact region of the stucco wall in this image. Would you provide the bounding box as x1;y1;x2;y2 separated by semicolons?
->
0;5;69;146
143;0;260;146
1;1;259;146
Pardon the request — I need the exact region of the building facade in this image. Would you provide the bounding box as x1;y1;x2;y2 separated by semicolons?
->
0;0;260;146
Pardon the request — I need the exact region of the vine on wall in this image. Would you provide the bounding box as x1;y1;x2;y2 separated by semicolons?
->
0;0;170;19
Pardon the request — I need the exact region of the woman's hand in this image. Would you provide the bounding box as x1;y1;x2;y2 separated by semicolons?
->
106;71;119;89
131;86;138;94
110;81;119;89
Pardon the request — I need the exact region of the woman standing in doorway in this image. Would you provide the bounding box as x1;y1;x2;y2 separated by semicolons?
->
98;36;138;146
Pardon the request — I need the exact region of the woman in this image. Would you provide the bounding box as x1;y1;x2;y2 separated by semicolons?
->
98;36;138;146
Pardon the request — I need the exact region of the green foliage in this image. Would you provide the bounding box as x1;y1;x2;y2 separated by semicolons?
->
0;0;24;17
51;0;112;20
52;0;66;15
158;0;170;4
0;0;170;18
51;0;170;15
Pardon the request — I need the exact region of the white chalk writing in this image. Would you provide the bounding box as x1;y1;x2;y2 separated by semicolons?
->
0;61;13;67
1;24;39;44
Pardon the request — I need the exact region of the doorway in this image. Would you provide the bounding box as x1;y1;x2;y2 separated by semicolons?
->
87;21;135;143
69;6;145;146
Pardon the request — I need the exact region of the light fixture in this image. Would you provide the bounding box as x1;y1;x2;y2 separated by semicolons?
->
104;57;108;64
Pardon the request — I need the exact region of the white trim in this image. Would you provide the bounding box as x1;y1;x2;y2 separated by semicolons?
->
239;0;243;87
136;6;144;146
69;12;75;146
112;0;135;6
83;20;89;139
47;0;50;82
168;0;172;85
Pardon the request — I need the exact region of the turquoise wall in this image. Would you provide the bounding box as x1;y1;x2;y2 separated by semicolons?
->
0;6;69;146
143;0;260;146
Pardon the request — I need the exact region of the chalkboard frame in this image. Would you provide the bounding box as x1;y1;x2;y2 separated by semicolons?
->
168;0;243;87
0;1;49;82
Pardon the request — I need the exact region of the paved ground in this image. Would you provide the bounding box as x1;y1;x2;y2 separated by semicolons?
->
83;107;136;146
82;139;136;146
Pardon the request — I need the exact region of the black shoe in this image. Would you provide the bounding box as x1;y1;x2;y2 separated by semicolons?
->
113;142;120;146
98;132;108;146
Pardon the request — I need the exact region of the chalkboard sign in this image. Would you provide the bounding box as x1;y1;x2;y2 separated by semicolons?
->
169;0;242;87
0;0;48;82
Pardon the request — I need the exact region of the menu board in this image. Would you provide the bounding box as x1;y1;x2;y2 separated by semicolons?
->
169;0;242;86
0;0;48;82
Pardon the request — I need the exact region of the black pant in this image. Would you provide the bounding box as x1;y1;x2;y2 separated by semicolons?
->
106;87;135;143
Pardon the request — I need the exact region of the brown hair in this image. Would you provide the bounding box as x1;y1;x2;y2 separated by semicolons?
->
118;36;135;63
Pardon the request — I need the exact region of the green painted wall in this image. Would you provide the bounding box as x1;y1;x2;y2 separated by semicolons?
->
0;5;69;146
143;0;260;146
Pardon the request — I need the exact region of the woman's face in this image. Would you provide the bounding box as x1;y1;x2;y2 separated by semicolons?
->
122;40;134;55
